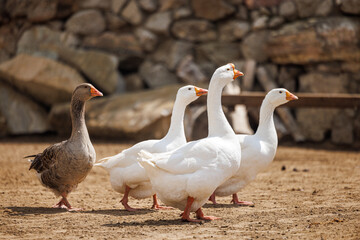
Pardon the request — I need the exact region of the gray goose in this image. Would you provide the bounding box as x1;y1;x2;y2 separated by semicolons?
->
27;83;103;211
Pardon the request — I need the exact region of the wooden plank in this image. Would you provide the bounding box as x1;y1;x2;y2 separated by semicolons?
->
194;92;360;108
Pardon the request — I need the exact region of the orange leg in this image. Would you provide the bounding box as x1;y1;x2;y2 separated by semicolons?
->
195;208;221;221
120;185;137;211
53;193;82;211
208;192;217;204
151;194;173;210
231;193;255;207
181;197;201;223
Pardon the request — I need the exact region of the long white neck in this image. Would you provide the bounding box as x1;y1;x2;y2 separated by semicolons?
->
207;77;235;137
255;99;277;144
162;98;186;142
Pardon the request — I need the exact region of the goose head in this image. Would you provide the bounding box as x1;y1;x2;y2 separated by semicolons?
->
265;88;298;107
211;63;244;87
73;83;103;102
176;85;208;105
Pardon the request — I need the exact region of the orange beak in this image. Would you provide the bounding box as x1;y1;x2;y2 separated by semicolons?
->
194;87;208;96
286;91;298;101
228;63;244;80
90;86;103;97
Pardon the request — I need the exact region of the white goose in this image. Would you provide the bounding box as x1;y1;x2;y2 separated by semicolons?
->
138;63;243;222
209;88;298;206
95;85;208;211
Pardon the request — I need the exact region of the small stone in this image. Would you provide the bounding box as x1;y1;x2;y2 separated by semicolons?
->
219;20;250;42
252;15;268;30
138;0;157;12
158;0;187;11
339;0;360;15
124;73;144;91
191;0;235;21
198;42;241;65
65;9;105;35
241;30;270;62
122;0;143;25
76;0;111;10
281;166;286;171
174;7;192;19
294;0;333;18
105;12;127;30
139;61;178;88
176;55;207;84
145;11;172;34
111;0;127;13
152;40;193;70
268;16;284;28
27;0;57;22
171;19;217;42
279;0;297;19
135;28;158;52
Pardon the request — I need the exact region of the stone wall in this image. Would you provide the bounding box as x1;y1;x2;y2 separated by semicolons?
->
0;0;359;144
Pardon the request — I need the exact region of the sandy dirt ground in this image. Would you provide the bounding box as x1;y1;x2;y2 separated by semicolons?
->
0;137;359;240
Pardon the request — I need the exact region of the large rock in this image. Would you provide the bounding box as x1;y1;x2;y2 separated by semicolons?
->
331;110;354;145
198;42;242;65
65;9;106;35
266;17;360;64
191;0;235;21
0;54;85;106
0;81;49;135
171;19;217;42
121;0;143;25
296;108;339;142
294;0;333;18
17;26;79;59
152;40;193;70
49;85;184;139
219;20;250;42
299;72;349;93
57;48;124;94
145;11;172;34
241;30;270;62
139;61;178;88
296;71;350;142
338;0;360;15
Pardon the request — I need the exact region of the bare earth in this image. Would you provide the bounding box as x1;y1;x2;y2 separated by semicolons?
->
0;137;359;239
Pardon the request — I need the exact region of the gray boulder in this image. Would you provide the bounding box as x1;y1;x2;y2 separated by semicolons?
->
0;54;85;106
191;0;235;21
121;0;143;25
0;81;49;135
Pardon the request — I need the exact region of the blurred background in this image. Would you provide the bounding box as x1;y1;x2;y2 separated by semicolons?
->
0;0;359;146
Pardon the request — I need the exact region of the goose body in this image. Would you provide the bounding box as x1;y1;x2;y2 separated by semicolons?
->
27;83;103;210
95;85;207;210
211;88;298;205
138;64;244;222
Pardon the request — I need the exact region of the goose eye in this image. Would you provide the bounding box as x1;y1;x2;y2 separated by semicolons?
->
188;88;191;90
227;68;230;71
279;91;283;94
